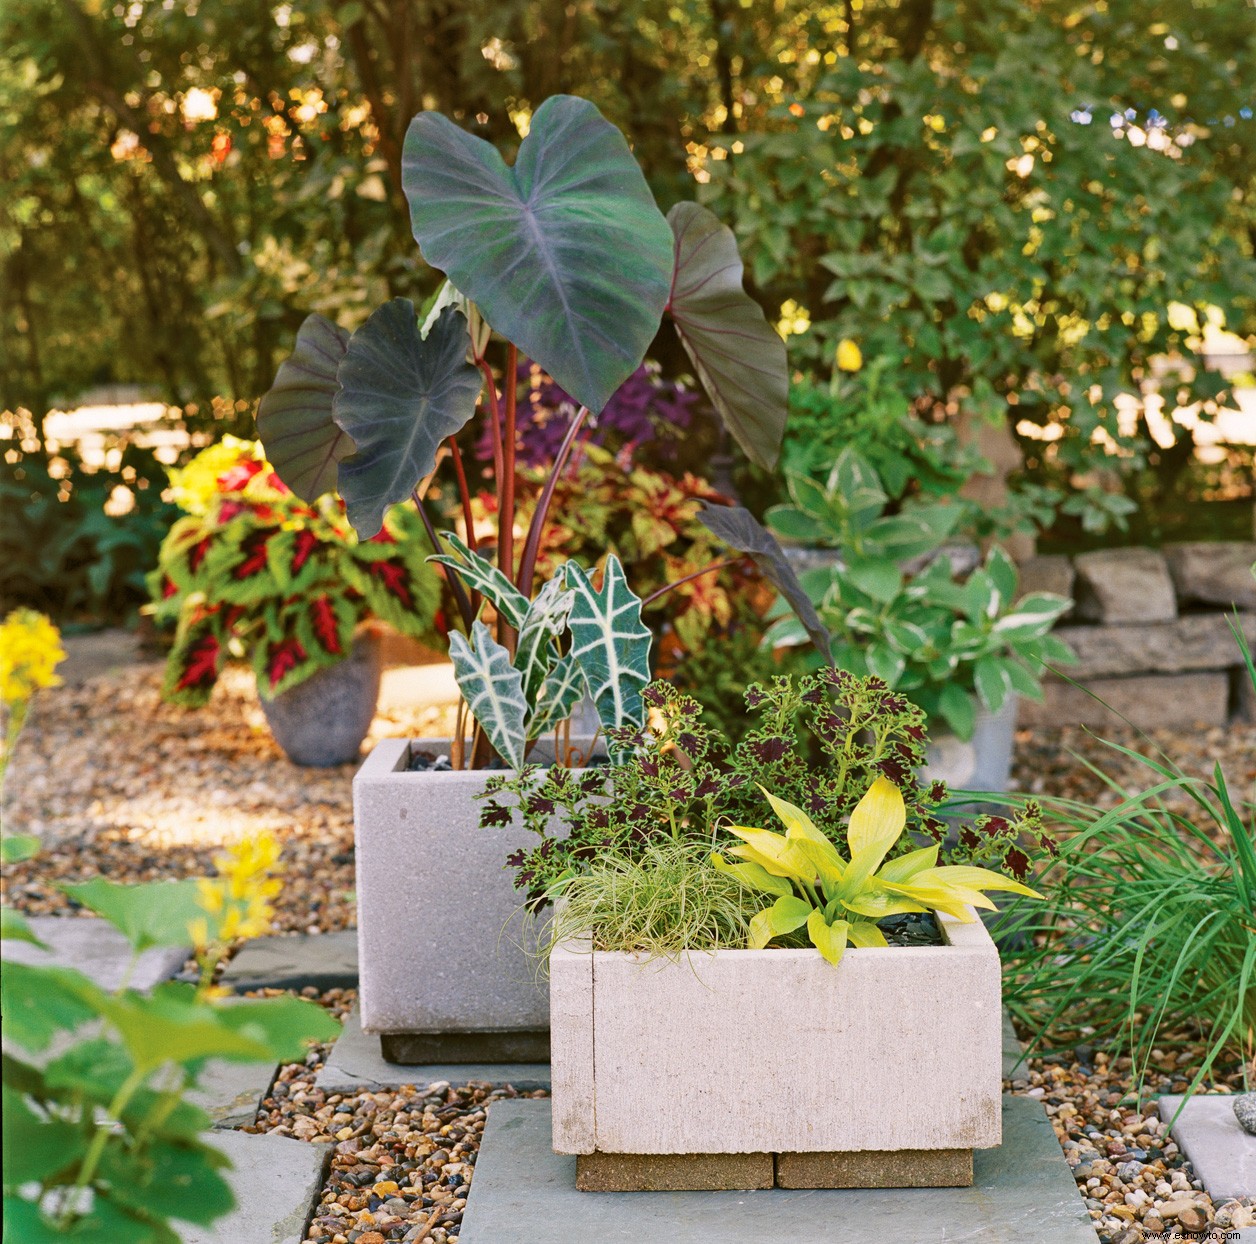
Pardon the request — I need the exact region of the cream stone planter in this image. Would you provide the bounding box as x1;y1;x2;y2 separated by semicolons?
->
354;737;591;1064
550;910;1002;1190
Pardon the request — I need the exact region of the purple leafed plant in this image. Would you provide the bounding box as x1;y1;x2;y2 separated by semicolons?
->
476;362;699;468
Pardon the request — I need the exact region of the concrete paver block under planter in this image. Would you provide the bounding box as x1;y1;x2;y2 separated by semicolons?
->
182;1130;331;1244
354;738;591;1051
2;915;186;992
457;1097;1099;1244
222;930;359;993
1019;670;1230;730
315;1004;550;1093
1159;1094;1256;1201
1073;547;1178;624
550;913;1001;1161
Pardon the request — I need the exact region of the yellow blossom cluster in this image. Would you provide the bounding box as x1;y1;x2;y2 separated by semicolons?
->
189;830;284;951
835;338;863;372
0;609;66;709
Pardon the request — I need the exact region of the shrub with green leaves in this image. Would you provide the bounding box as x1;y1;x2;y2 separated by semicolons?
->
1;863;339;1240
998;619;1256;1096
764;447;1075;738
147;437;438;704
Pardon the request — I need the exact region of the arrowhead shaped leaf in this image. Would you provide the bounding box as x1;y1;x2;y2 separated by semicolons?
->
448;621;528;769
334;301;482;538
515;576;574;705
256;313;353;501
696;502;832;660
667;202;788;468
402;95;674;414
562;557;652;742
428;531;530;629
528;651;587;738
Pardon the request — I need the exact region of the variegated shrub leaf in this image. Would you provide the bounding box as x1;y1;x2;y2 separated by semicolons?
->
527;652;587;738
448;621;528;769
515;576;574;705
427;532;529;628
562;557;652;740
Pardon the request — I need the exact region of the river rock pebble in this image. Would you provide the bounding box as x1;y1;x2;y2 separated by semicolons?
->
1233;1093;1256;1136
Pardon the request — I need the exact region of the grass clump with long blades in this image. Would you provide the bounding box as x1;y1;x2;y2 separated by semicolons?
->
998;617;1256;1095
547;837;758;958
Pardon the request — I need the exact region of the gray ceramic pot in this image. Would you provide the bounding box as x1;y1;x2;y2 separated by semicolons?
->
921;695;1019;793
260;631;382;767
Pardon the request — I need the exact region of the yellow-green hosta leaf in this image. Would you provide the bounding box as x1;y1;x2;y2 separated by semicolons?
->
876;843;939;885
710;851;794;898
748;895;814;949
842;776;907;891
792;836;846;892
760;786;830;846
727;825;813;879
886;878;996;919
838;886;929;920
922;865;1044;900
806;910;849;967
847;921;889;949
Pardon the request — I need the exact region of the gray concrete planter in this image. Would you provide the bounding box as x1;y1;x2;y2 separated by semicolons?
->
922;694;1019;793
259;632;382;767
353;737;593;1064
549;911;1003;1190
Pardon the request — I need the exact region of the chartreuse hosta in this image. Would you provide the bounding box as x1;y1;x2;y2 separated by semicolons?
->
713;777;1042;967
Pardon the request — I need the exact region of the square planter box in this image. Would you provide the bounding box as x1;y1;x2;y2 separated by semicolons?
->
354;737;590;1063
550;911;1002;1190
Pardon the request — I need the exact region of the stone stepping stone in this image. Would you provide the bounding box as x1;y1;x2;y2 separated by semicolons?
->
457;1096;1098;1244
1159;1094;1256;1202
222;931;358;993
316;1004;550;1093
2;915;186;991
182;1130;331;1244
191;1059;281;1130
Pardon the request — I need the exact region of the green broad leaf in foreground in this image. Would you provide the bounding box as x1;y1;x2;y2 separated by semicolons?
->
448;621;529;770
695;502;833;661
1;907;48;947
256;312;353;502
333;301;482;539
402;95;674;415
98;1139;234;1227
59;878;200;953
1;834;40;864
666;202;788;470
1;962;104;1052
562;557;652;740
214;994;341;1061
2;1084;89;1184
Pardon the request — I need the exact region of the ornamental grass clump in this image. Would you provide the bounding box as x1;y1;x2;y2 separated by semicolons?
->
999;620;1256;1092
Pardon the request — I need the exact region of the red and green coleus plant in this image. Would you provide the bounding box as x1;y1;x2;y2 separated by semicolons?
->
146;437;439;705
255;93;828;768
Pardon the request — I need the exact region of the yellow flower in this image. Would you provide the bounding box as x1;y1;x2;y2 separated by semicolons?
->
835;339;863;372
191;830;284;949
0;610;65;707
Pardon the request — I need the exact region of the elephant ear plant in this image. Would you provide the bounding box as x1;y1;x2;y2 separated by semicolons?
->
256;94;821;766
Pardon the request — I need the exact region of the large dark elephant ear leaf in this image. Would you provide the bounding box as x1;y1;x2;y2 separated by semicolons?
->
333;301;482;539
666;202;789;470
697;502;833;661
256;313;353;502
401;95;674;415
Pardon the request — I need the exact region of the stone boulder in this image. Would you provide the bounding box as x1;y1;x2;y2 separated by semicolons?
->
1073;548;1177;624
1164;542;1256;611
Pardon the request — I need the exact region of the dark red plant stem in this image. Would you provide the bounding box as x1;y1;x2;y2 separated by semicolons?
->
501;342;518;584
411;488;474;631
517;405;590;598
640;557;742;608
446;438;481;619
478;357;504;505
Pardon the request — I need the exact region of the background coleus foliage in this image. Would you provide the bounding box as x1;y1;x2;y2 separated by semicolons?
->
147;437;438;705
469;444;769;661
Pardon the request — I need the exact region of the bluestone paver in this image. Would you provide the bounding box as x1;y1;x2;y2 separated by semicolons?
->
183;1130;331;1244
222;930;359;993
315;1004;549;1093
1160;1094;1256;1201
458;1096;1099;1244
190;1059;279;1130
2;915;185;991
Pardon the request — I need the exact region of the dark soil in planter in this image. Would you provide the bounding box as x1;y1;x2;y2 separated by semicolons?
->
878;912;943;947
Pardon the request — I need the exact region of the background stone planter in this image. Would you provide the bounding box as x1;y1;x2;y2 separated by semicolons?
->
922;695;1019;792
259;631;381;767
550;912;1002;1190
354;737;593;1064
